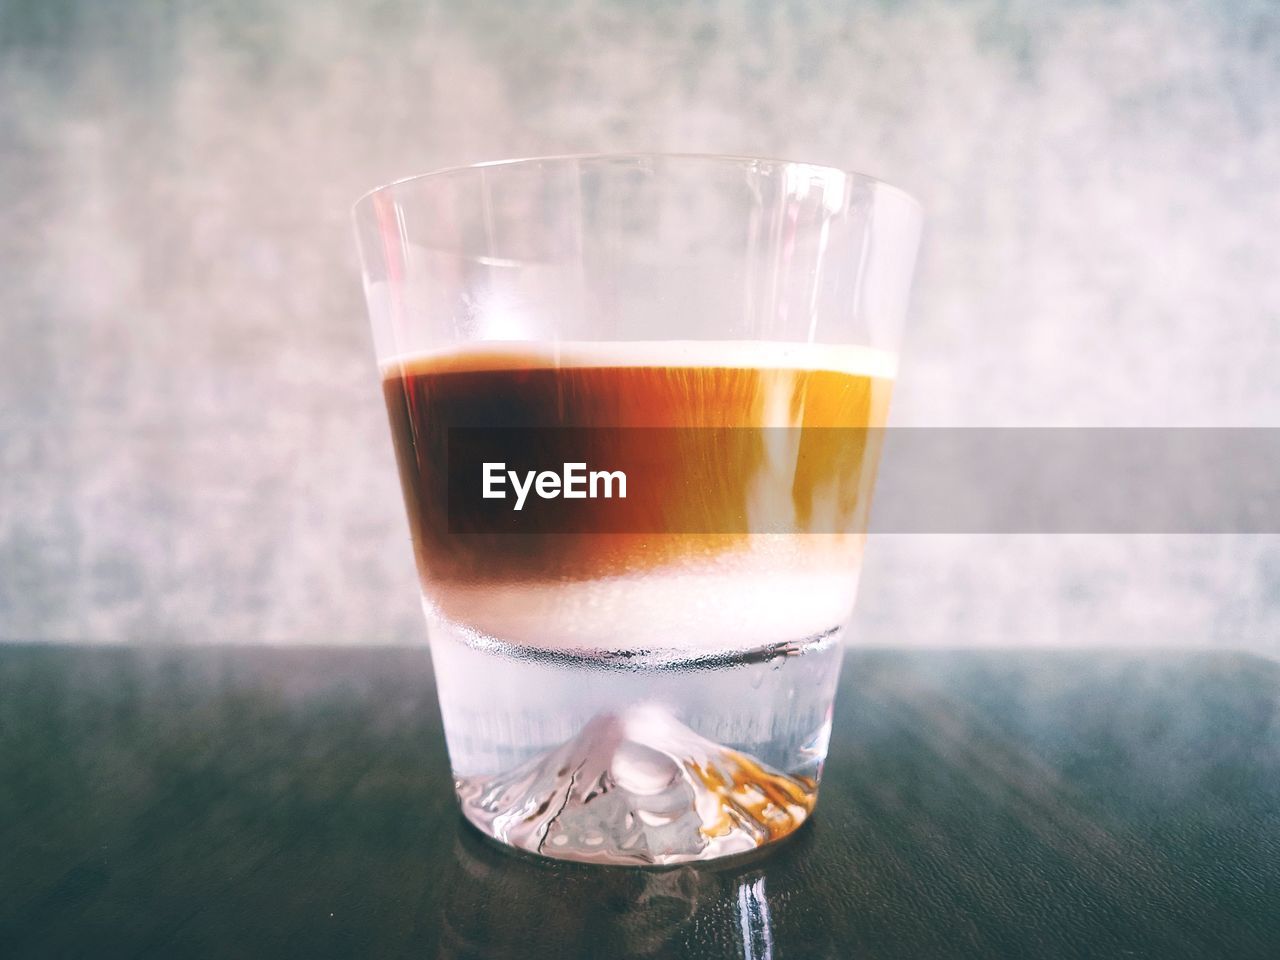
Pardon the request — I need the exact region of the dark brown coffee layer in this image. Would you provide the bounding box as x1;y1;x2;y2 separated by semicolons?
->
382;345;894;585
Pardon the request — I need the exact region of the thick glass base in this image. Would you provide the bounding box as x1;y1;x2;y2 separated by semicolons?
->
431;620;844;866
457;706;817;864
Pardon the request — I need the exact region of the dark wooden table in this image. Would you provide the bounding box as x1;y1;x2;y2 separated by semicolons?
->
1;645;1276;958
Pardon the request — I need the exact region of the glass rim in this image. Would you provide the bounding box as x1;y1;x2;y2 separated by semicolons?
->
351;152;922;217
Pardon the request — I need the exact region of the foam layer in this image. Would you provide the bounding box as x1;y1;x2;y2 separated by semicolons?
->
424;538;865;654
381;340;897;380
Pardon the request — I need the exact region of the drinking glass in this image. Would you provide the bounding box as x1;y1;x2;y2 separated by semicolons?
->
353;154;921;865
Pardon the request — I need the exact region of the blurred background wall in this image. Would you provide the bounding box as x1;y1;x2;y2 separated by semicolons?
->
2;0;1277;650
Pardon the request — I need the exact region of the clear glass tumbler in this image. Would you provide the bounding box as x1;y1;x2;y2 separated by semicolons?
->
353;154;921;865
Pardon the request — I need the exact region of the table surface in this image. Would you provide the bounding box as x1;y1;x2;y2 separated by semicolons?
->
0;644;1276;959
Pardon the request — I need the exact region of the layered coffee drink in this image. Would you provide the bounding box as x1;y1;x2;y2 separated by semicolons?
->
355;154;920;867
380;341;895;864
383;341;894;653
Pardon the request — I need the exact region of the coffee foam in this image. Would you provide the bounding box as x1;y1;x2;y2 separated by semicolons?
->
422;535;865;654
381;340;897;380
427;566;861;654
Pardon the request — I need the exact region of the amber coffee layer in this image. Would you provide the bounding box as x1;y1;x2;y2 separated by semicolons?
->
383;341;894;574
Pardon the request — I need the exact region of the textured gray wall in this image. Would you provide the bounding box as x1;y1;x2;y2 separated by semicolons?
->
2;0;1278;650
